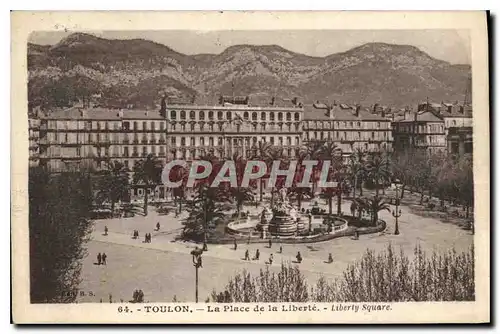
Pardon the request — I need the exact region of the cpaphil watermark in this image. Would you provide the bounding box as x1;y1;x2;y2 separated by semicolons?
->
161;160;339;188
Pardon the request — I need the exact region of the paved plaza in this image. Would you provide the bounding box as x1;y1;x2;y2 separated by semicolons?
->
77;197;473;303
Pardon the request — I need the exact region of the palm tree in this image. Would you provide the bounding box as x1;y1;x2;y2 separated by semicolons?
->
304;140;326;197
132;154;163;216
230;154;255;216
348;149;367;199
96;160;129;213
252;141;273;202
365;152;391;197
266;147;285;206
321;140;344;215
170;164;188;213
364;196;391;225
185;183;230;250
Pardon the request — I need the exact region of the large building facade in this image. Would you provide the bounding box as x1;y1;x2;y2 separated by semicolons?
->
302;102;393;155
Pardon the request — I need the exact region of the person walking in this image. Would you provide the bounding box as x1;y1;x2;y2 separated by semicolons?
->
104;226;108;236
296;251;302;264
97;253;102;265
268;253;273;265
156;222;160;231
254;249;260;260
244;249;250;261
102;253;107;265
328;253;333;263
279;246;283;254
234;239;238;251
268;239;272;248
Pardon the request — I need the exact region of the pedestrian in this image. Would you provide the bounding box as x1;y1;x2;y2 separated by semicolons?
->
102;253;107;265
149;233;152;243
156;222;160;231
244;249;250;261
144;233;148;243
268;239;272;248
279;245;283;254
268;253;273;265
138;290;144;303
296;252;302;264
97;253;102;265
133;290;139;302
234;239;238;250
254;249;260;260
328;253;333;263
104;226;108;236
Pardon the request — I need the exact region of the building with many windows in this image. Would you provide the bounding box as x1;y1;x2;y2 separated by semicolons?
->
392;110;446;154
165;95;303;160
302;102;393;156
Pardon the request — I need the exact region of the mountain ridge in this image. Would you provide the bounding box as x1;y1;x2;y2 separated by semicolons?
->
28;32;472;111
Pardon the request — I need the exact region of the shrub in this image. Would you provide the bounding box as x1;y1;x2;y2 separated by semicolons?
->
210;245;474;302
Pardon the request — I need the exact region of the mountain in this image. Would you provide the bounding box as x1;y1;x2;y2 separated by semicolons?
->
28;32;472;110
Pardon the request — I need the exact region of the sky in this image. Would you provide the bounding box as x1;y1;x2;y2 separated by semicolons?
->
29;29;471;64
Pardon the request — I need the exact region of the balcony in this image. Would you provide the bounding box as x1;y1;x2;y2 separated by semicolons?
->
133;139;139;144
159;139;166;144
123;139;130;144
141;139;148;144
132;152;139;157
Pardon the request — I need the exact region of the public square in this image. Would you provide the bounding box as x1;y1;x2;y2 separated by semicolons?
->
77;190;473;303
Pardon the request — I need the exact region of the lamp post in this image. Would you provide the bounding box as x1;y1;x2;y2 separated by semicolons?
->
392;180;402;235
190;247;203;303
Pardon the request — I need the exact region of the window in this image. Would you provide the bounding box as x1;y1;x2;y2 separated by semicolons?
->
152;146;156;154
295;113;300;121
270;113;275;121
124;147;129;157
190;124;195;131
243;112;249;121
252;112;257;121
181;138;186;146
270;137;275;144
209;138;214;146
151;122;155;131
372;132;375;139
200;137;205;146
358;132;361;139
199;111;205;120
171;137;176;145
171;110;177;120
208;111;214;120
286;112;291;121
160;123;164;131
218;111;223;120
278;113;283;121
261;112;266;121
190;111;195;120
133;122;138;130
76;147;81;156
171;124;176;131
142;146;147;156
180;111;186;120
124;160;129;169
226;111;232;120
190;137;195;146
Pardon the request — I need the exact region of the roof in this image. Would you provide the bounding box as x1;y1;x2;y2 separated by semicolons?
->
40;107;165;120
303;104;390;121
396;111;444;123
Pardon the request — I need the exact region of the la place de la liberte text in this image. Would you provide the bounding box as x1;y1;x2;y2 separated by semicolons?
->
140;304;393;314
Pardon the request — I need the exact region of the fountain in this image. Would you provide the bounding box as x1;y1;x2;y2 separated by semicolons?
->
268;188;308;237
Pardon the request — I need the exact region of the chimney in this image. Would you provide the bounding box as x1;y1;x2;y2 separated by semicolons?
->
355;105;361;117
414;112;418;122
79;109;87;118
381;108;386;118
404;110;410;121
292;97;298;106
270;97;276;106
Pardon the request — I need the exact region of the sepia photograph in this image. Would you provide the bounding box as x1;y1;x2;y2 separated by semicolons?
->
11;11;489;324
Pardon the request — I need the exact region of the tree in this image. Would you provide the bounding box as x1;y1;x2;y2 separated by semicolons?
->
96;160;129;213
29;167;94;303
304;140;326;197
132;154;163;216
322;140;344;215
363;196;391;225
348;149;368;198
252;141;273;202
183;183;230;248
365;152;391;197
170;164;188;213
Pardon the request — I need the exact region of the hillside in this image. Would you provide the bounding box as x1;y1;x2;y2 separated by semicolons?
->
28;32;472;110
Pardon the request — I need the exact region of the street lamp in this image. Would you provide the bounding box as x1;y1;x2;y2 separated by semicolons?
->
190;247;203;303
392;179;402;235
